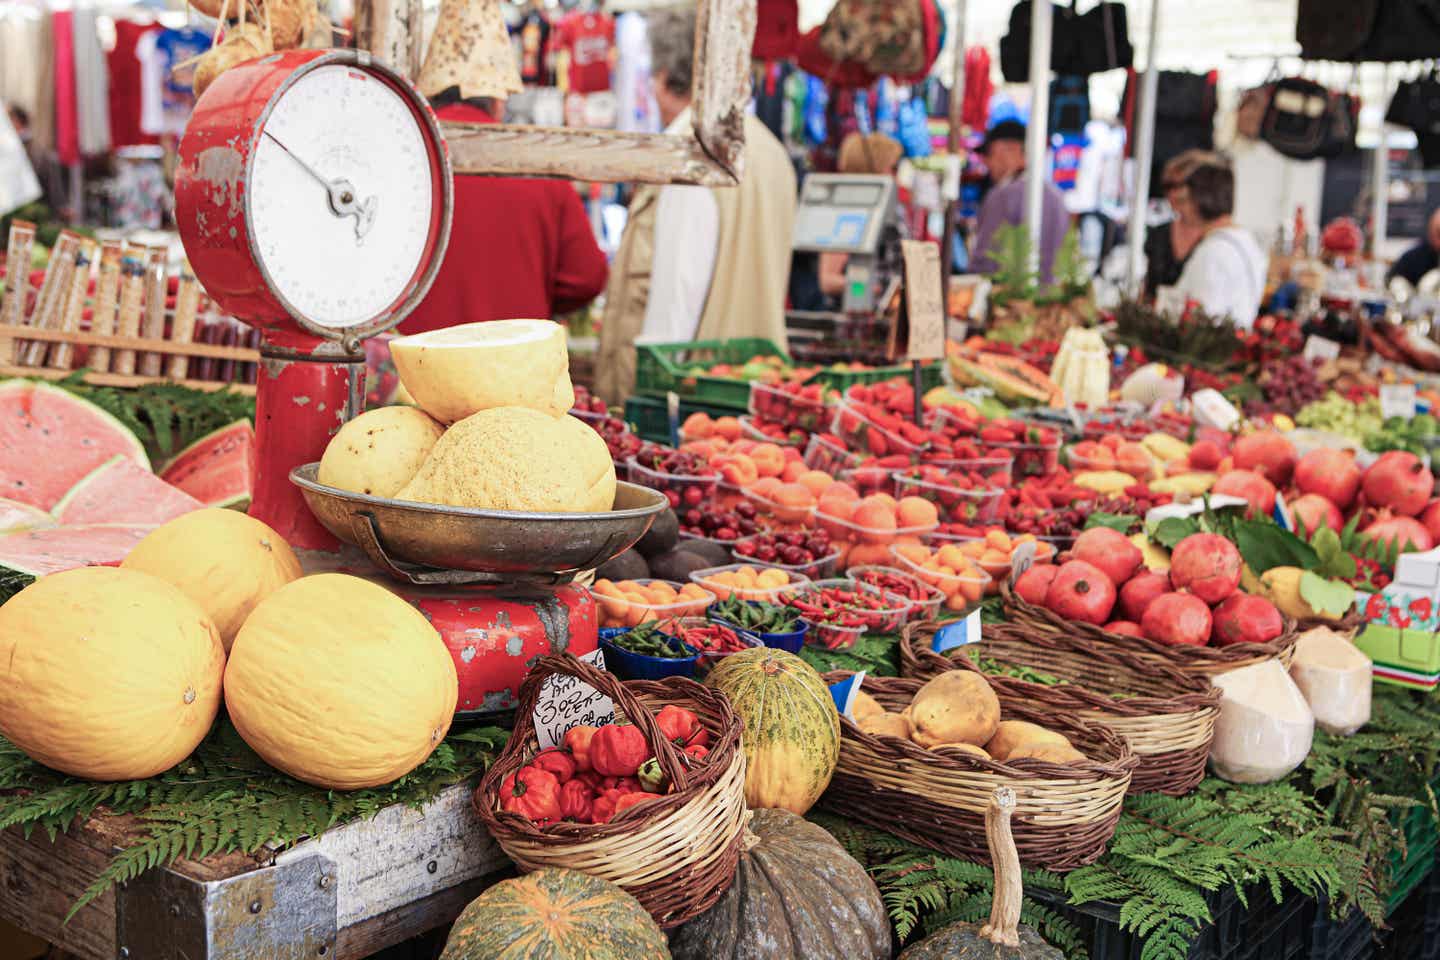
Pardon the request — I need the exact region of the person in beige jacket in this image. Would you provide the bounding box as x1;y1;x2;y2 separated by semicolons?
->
595;6;797;404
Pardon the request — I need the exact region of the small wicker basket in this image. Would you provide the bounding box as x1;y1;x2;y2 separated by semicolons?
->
1000;580;1298;676
474;653;749;928
819;671;1136;871
901;622;1221;795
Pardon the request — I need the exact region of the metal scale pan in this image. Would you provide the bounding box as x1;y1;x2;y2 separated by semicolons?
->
290;464;666;585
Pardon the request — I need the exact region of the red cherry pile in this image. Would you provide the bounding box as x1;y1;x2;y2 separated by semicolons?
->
571;385;608;416
681;500;763;542
588;415;644;463
631;446;720;509
733;528;835;567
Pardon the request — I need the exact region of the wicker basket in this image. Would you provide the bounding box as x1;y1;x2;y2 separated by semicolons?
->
900;622;1221;796
475;653;749;928
1296;608;1366;636
1000;580;1298;676
819;671;1137;870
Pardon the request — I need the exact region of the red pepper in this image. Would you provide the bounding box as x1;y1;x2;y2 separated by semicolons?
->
563;725;599;772
656;705;710;749
598;775;642;793
591;787;629;824
574;769;604;791
499;766;561;822
613;792;664;817
528;748;576;784
590;723;649;777
558;778;594;822
683;743;709;762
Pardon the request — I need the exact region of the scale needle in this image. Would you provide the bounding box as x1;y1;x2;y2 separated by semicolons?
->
263;130;378;241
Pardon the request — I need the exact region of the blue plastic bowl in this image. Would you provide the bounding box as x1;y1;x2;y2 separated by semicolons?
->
704;603;808;654
599;634;699;681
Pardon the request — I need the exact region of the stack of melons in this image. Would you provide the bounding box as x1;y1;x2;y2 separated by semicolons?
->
853;673;1089;764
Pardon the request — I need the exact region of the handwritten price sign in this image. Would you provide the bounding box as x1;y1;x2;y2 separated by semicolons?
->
533;649;616;749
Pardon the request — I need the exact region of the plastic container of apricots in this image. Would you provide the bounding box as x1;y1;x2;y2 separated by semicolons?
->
1066;439;1154;479
891;473;1004;524
888;543;992;613
688;563;812;603
920;530;1055;595
742;477;818;525
814;495;940;546
591;579;716;629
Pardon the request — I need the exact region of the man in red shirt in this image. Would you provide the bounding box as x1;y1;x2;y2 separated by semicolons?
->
404;0;607;334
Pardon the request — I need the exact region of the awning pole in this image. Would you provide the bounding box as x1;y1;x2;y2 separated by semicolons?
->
939;0;967;279
1125;0;1162;295
1023;0;1053;278
1371;67;1390;261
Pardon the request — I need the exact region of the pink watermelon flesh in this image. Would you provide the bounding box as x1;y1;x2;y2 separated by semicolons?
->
0;497;55;534
161;420;254;508
0;524;152;577
0;381;149;509
51;455;202;525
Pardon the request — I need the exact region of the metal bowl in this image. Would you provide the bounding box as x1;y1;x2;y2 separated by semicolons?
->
290;463;665;584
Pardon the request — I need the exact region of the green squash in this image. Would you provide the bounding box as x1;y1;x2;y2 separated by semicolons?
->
898;788;1063;960
440;868;670;960
667;808;890;960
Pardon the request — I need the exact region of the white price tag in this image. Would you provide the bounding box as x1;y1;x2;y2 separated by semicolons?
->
1303;336;1342;362
1010;541;1038;580
532;648;615;750
1190;389;1242;431
1381;383;1417;421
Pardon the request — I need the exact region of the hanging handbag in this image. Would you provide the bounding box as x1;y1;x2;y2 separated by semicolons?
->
1386;72;1440;168
1260;77;1332;160
818;0;928;79
1235;84;1273;141
1296;0;1379;60
1069;2;1133;75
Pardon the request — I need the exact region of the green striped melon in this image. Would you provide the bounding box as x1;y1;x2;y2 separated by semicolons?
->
439;868;668;960
704;647;840;814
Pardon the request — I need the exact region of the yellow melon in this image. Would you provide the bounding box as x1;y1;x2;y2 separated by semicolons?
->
398;406;615;513
318;405;445;498
0;567;225;780
224;573;458;789
390;319;575;423
122;509;302;651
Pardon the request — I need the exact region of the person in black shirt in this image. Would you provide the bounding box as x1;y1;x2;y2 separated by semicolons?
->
1388;209;1440;288
1143;149;1219;297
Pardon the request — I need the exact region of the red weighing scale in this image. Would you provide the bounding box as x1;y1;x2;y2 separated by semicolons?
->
174;49;664;717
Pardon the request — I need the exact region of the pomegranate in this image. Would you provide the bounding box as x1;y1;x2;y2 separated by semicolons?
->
1169;533;1242;604
1294;448;1361;510
1210;594;1284;647
1187;440;1223;472
1422;499;1440;545
1119;571;1172;622
1071;527;1142;588
1104;621;1144;637
1141;593;1213;647
1212;470;1278;518
1362;451;1435;517
1232;431;1298;486
1014;565;1059;606
1362;512;1434;553
1290;493;1343;534
1044;560;1117;625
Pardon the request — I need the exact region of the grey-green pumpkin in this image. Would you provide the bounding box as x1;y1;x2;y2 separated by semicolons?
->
667;808;890;960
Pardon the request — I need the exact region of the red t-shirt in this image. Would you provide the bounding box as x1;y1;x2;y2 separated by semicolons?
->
556;11;614;94
400;104;609;334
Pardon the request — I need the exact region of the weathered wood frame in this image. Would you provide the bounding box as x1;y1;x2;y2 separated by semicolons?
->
361;0;757;187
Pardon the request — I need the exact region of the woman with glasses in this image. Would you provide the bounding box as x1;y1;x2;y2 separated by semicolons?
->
1142;150;1222;297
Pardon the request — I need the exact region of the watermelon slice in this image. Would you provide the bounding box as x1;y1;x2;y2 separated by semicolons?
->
0;524;153;577
51;455;203;525
160;420;255;509
0;380;150;509
0;497;55;534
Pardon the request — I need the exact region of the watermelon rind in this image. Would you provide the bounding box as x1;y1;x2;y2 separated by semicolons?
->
50;455;202;526
0;522;153;578
0;380;150;508
160;419;254;509
0;497;55;534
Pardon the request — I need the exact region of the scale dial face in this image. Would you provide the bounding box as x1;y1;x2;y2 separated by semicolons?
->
248;63;437;332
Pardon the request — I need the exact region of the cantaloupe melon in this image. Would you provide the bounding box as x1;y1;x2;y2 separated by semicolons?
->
390;319;575;423
224;573;458;789
398;406;615;513
0;567;225;780
318;406;445;499
121;509;303;651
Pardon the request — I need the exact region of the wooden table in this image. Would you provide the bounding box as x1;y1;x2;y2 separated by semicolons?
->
0;784;509;959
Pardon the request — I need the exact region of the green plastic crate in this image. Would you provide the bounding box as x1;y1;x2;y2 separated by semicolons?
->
624;395;745;445
633;338;789;408
807;360;946;394
1387;783;1440;915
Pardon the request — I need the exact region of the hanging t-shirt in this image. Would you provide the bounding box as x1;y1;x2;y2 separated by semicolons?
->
510;9;552;86
136;30;166;137
109;20;161;149
556;11;613;95
155;27;208;134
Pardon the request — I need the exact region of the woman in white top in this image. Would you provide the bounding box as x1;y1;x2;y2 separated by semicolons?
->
1174;162;1269;330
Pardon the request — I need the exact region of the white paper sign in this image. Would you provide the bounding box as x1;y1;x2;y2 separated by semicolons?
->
1381;383;1417;421
1010;541;1038;580
1303;336;1342;362
533;648;616;750
1190;389;1242;431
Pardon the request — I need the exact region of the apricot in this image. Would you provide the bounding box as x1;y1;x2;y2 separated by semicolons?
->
897;496;939;528
775;483;817;508
846;541;894;567
893;542;930;564
714;416;743;442
715;454;759;488
1115;442;1154;479
1098;433;1123;452
818;496;858;522
682;412;715;439
985;529;1012;551
781;460;807;483
1070;440;1114;470
862;492;899;511
936;544;969;569
731;440;757;456
853;501;898;532
750;476;784;499
798;470;835;498
756;568;789;588
751;443;786;478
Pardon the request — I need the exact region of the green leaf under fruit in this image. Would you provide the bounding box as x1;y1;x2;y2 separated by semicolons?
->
1311;526;1358;580
1087;512;1138;533
1300;571;1356;617
1233;519;1319;575
1152;517;1200;549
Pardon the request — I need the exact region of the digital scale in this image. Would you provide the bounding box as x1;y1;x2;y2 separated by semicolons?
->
173;49;663;718
791;173;898;314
